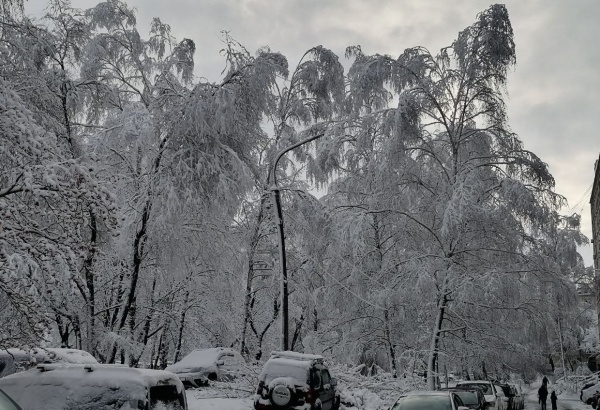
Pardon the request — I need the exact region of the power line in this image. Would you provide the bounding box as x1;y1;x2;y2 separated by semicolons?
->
568;183;592;210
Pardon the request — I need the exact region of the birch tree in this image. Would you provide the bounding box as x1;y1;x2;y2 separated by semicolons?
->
306;4;582;385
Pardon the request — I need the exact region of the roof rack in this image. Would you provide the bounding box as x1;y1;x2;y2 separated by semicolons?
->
270;351;324;362
36;363;72;372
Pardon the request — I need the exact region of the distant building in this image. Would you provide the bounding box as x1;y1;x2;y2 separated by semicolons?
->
593;156;600;271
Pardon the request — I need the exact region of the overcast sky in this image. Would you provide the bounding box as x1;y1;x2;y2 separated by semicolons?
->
25;0;600;265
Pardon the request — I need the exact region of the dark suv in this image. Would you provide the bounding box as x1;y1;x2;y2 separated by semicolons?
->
253;351;341;410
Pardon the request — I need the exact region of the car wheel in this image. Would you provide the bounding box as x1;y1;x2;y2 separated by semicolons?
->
269;384;294;407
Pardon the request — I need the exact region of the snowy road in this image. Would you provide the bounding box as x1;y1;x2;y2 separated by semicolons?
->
185;384;594;410
524;385;589;410
186;388;252;410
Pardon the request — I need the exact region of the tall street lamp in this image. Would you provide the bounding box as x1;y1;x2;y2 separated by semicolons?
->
268;133;324;351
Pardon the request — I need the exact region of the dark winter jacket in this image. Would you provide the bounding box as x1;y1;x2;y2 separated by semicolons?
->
539;385;548;401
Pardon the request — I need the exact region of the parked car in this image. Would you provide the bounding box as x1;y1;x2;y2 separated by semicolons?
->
0;349;32;379
389;391;469;410
0;363;187;410
440;387;487;410
494;383;515;410
30;347;98;365
0;387;22;410
254;351;340;410
591;391;600;409
508;383;524;410
582;382;600;404
456;380;504;410
165;347;245;388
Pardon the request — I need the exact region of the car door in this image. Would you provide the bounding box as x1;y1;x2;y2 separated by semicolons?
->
494;384;506;410
320;368;335;410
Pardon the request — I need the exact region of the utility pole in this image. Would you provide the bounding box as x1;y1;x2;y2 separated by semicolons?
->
268;133;324;351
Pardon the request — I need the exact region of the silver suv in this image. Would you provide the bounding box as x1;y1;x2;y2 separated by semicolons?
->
254;351;341;410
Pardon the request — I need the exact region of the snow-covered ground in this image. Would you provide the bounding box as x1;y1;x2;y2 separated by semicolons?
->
187;394;252;410
185;382;253;410
525;379;590;410
183;364;421;410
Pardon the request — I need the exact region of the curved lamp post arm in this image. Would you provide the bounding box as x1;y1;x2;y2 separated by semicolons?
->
268;132;324;351
268;133;325;188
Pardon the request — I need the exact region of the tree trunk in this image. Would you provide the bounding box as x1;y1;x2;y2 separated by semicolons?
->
557;316;567;379
427;296;446;390
174;289;190;363
384;310;398;378
290;314;304;351
83;210;97;354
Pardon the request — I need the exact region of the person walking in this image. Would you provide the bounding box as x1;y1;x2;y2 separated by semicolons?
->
542;375;549;386
539;384;548;410
550;391;557;410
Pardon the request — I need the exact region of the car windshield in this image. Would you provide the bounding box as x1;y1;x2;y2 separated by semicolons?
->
391;395;452;410
460;383;492;395
455;391;478;405
149;385;185;410
0;389;21;410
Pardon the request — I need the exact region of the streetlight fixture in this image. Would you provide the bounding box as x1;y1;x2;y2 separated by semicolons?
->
268;133;324;351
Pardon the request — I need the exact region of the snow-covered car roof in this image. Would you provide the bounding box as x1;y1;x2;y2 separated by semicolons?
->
269;351;324;362
0;364;184;410
31;348;98;364
0;349;35;378
402;390;453;396
0;349;30;360
165;347;242;373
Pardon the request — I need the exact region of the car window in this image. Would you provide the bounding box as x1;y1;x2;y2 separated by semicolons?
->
459;383;492;395
149;385;185;410
322;370;331;386
261;360;309;385
311;369;322;389
455;391;478;406
453;394;465;408
499;385;511;396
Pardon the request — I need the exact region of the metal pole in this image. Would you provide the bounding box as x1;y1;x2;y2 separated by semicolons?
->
271;188;289;351
268;132;324;352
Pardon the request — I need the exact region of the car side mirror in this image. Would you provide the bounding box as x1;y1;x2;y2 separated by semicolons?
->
216;360;224;366
331;378;337;387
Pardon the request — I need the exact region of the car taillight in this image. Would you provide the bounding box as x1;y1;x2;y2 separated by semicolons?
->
306;388;316;403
